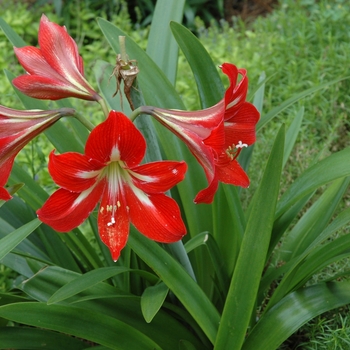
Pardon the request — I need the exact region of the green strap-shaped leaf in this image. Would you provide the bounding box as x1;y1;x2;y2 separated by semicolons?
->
0;327;87;350
19;265;203;349
276;147;350;219
170;21;224;108
146;0;185;85
184;231;230;295
128;228;220;345
257;76;350;131
260;205;350;304
141;282;169;323
243;282;350;350
278;177;350;262
0;17;26;47
283;106;304;167
265;178;350;310
0;218;41;261
48;266;158;304
215;125;284;350
0;302;162;349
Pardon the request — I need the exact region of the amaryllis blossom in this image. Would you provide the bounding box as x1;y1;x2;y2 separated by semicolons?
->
37;111;187;261
140;63;259;204
13;14;101;102
0;106;75;201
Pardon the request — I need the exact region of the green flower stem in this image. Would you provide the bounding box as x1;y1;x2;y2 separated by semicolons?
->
119;36;127;62
98;98;110;119
129;107;142;122
74;112;95;131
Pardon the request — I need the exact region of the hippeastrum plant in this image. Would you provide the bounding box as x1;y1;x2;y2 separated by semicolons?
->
0;1;350;349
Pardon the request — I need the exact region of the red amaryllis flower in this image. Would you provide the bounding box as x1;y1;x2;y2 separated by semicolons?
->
13;14;100;102
140;63;260;204
37;111;187;261
0;106;75;201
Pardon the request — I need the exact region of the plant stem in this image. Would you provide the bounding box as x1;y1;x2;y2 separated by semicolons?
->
129;107;142;122
74;112;95;131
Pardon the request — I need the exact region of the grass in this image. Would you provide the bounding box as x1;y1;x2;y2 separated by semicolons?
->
0;0;350;347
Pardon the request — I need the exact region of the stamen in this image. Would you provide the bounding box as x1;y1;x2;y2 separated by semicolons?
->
236;140;248;149
225;145;237;160
107;216;116;227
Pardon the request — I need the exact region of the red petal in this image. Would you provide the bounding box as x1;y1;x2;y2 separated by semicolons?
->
85;111;146;166
203;121;225;154
217;159;249;188
129;161;187;193
48;151;105;192
14;46;64;80
0;187;12;201
194;175;219;204
37;181;104;231
39;15;87;85
221;63;248;118
12;76;94;101
0;156;16;188
98;187;129;261
126;187;186;243
224;102;259;147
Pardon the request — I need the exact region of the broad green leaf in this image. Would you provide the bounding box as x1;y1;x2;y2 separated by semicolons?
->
212;185;245;276
147;0;185;85
20;265;203;349
215;125;284;350
48;266;158;304
0;17;26;47
283;106;304;167
0;327;87;350
261;203;350;308
179;340;198;350
278;177;350;263
128;228;220;345
7;165;96;271
8;162;49;209
287;231;350;289
238;72;266;174
184;231;230;295
141;282;169;323
251;72;266;113
243;282;350;350
170;21;224;107
0;218;41;261
276;147;350;219
0;302;162;349
268;192;314;257
257;76;350;131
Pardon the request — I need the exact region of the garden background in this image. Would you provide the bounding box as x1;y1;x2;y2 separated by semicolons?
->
0;0;349;348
